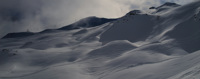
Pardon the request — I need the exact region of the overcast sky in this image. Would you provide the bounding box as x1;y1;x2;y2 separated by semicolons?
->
0;0;196;38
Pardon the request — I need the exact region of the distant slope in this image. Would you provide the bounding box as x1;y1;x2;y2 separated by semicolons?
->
1;16;116;39
1;32;35;39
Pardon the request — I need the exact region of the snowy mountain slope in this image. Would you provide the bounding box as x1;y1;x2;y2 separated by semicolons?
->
0;22;113;79
0;1;200;79
100;1;200;53
100;11;156;44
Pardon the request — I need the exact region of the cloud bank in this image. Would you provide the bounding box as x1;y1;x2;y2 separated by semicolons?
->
0;0;196;38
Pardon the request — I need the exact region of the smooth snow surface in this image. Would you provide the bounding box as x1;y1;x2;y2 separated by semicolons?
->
0;1;200;79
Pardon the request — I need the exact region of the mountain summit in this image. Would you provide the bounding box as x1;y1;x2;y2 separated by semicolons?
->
149;2;181;13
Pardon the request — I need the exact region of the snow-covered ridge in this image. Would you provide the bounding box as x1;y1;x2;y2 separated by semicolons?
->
0;1;200;79
1;16;116;39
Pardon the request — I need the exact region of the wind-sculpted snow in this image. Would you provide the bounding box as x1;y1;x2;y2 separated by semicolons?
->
101;50;200;79
87;40;137;58
0;1;200;79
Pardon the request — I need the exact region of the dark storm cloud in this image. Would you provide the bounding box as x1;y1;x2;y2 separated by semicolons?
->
0;0;196;38
0;0;44;38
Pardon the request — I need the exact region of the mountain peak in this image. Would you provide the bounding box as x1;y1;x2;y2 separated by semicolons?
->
157;2;180;9
163;2;179;6
149;2;181;13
